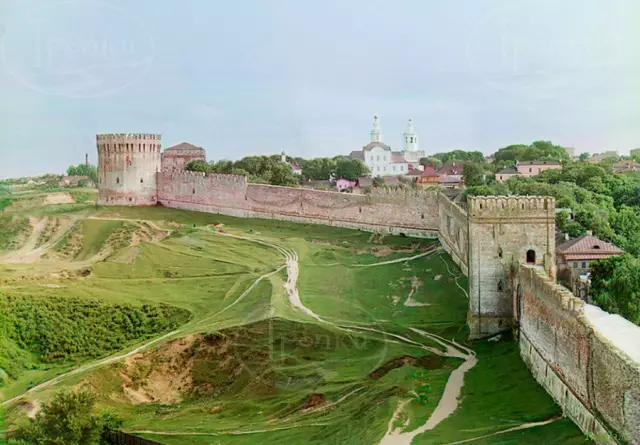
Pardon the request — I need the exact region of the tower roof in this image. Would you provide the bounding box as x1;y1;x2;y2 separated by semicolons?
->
403;118;416;135
370;114;383;142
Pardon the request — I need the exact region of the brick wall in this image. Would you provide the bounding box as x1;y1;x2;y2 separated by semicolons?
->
157;171;440;236
517;265;640;443
437;193;469;275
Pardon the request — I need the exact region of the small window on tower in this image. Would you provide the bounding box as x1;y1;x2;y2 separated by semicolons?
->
140;178;143;183
116;177;120;184
497;280;503;292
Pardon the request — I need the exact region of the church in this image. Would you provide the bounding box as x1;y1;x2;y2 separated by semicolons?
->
349;115;426;176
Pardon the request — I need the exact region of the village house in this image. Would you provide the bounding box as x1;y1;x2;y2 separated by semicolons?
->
416;165;440;187
495;167;521;182
59;175;94;187
556;233;624;277
516;160;562;178
612;160;640;174
335;178;356;192
439;174;462;188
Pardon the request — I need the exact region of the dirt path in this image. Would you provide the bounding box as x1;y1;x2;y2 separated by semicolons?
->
0;216;75;264
378;329;477;445
440;416;560;445
354;246;442;268
440;255;469;300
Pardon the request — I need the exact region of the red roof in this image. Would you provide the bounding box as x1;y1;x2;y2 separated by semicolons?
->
557;235;624;258
438;162;464;175
422;165;439;177
390;154;407;163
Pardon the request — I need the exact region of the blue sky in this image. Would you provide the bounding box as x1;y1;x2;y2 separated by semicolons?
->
1;0;639;178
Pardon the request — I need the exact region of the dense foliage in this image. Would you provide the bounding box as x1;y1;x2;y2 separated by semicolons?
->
432;150;486;165
186;154;369;183
186;155;300;186
66;164;98;184
492;140;570;167
0;294;191;366
13;390;122;445
590;255;640;325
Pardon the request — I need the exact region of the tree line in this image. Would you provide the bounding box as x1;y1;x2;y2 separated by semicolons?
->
185;155;370;185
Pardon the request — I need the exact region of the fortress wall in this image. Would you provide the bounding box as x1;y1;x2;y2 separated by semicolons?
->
157;171;440;236
437;193;468;276
517;265;640;443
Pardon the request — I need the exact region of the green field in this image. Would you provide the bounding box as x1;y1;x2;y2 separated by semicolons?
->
0;192;588;444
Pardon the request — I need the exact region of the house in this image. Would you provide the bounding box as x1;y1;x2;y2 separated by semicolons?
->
439;174;462;188
612;160;640;174
438;162;464;176
280;152;302;175
405;168;423;177
349;115;424;176
161;142;206;170
516;160;562;178
416;165;440;187
586;151;619;163
59;175;94;187
335;178;356;192
556;234;624;277
495;167;521;182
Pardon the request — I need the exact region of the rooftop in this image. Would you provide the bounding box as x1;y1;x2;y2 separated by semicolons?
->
164;142;205;152
496;167;519;174
557;234;624;256
518;160;562;166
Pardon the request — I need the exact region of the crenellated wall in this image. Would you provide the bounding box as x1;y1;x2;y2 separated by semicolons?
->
437;194;469;275
157;170;440;236
97;133;162;205
467;196;556;338
516;265;640;444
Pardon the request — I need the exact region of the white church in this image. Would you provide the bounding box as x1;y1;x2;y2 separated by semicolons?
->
349;115;426;176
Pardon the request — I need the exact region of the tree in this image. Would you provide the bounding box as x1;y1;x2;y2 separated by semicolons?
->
185;159;211;173
13;390;123;445
579;152;590;162
302;158;336;180
334;158;369;181
462;163;485;187
419;157;442;169
590;255;640;325
66;164;98;184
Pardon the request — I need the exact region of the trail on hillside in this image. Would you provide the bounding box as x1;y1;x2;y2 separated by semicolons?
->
354;245;442;268
439;416;560;445
0;216;76;263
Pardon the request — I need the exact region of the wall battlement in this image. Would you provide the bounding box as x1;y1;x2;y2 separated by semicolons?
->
97;133;161;141
468;196;556;220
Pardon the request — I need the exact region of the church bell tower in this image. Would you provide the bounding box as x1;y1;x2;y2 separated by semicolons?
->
402;119;418;152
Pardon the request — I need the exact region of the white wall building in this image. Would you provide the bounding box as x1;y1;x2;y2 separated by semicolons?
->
349;115;424;176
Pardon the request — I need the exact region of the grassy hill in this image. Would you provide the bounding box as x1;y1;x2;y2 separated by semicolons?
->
0;194;589;444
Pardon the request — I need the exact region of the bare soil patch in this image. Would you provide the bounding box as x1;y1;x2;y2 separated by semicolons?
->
369;355;444;380
44;192;75;205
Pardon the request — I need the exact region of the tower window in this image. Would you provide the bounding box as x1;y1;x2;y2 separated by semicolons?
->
192;188;196;194
498;247;503;258
116;177;120;184
140;178;144;183
526;249;536;264
497;280;503;292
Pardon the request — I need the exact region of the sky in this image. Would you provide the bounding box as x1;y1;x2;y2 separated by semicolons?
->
1;0;639;178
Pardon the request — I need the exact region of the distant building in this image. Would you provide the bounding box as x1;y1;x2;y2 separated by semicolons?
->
630;148;640;158
349;115;424;176
162;142;206;171
516;160;562;178
439;174;462;188
281;151;302;175
335;178;356;191
495;167;521;182
586;151;619;163
416;165;440;187
59;175;94;187
438;162;464;176
564;147;576;158
556;234;624;277
612;160;640;174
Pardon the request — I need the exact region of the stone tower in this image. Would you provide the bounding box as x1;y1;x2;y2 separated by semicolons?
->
370;114;383;143
466;196;556;338
96;133;162;205
402;119;418;152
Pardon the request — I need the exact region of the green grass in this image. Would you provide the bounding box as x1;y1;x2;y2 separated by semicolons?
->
0;196;589;444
